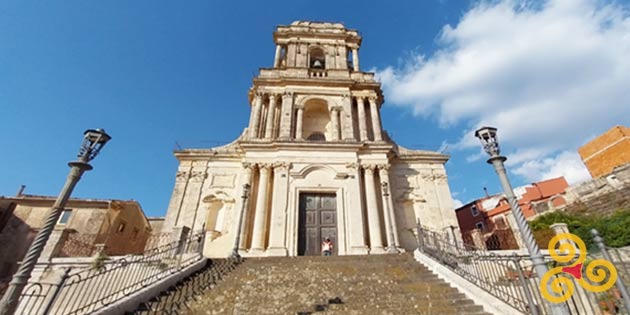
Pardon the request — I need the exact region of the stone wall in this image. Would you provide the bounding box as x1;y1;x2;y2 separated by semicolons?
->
562;163;630;216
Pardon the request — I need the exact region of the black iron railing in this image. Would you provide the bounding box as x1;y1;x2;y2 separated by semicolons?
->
416;225;630;315
15;230;205;315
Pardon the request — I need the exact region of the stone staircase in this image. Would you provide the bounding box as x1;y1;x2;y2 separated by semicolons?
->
128;258;239;315
178;253;491;315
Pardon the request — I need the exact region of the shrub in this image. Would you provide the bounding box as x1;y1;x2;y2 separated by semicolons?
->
529;210;630;250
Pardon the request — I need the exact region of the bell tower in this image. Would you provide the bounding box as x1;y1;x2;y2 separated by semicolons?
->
245;21;384;144
163;21;459;258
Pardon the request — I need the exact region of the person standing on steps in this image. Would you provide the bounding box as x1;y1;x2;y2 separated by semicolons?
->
322;237;333;256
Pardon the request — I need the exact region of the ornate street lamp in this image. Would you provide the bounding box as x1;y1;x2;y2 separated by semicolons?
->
381;182;399;254
0;129;111;315
475;126;568;315
231;183;251;260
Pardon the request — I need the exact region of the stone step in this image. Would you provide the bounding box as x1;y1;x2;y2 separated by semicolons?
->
129;253;490;315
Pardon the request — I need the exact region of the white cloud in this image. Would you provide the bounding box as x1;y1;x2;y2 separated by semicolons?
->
452;197;464;208
377;0;630;184
512;150;591;184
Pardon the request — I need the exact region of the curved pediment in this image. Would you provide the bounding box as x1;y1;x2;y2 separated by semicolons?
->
202;191;235;204
291;164;339;179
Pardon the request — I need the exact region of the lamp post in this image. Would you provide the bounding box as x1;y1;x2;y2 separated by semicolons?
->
381;182;399;254
475;126;568;315
231;183;251;260
0;129;111;315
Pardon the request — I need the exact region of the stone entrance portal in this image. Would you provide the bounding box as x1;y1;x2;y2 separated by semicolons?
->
298;193;337;256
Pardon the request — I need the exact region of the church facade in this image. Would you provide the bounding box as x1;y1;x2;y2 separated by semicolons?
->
162;21;458;257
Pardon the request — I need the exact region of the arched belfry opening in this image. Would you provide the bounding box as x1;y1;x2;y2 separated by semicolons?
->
309;47;326;69
302;99;331;141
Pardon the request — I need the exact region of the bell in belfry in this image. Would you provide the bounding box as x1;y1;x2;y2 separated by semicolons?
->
312;59;324;69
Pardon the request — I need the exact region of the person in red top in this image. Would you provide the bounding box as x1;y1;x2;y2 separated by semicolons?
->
321;237;333;256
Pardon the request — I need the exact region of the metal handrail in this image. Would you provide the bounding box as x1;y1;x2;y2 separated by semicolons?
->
416;225;630;315
15;230;204;315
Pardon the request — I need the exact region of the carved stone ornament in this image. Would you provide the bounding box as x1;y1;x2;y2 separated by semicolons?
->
258;163;272;172
176;171;190;182
273;162;291;171
368;95;378;102
283;91;294;99
255;91;265;98
242;162;257;171
345;162;359;170
190;171;208;182
362;164;377;173
377;164;390;172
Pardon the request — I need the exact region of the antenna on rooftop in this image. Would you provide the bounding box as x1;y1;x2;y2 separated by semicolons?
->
175;141;183;151
483;187;489;198
16;185;25;196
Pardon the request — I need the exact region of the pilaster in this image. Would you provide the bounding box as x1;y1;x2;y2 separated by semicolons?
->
264;94;277;139
378;164;399;249
237;163;256;250
346;163;369;254
249;92;264;139
363;164;385;253
267;162;291;256
356;96;368;141
250;163;271;253
369;96;383;141
279;92;294;139
352;48;360;71
341;94;355;140
295;105;304;140
330;106;341;141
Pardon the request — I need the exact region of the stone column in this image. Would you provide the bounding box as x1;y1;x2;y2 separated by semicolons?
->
295;105;304;140
248;92;264;139
250;164;271;253
363;164;384;253
346;163;369;254
273;45;281;68
279;92;294;139
238;163;255;250
330;106;340;141
39;228;70;261
379;164;399;249
352;48;360;71
368;96;383;141
264;94;277;139
267;162;291;256
341;94;354;140
356;97;368;141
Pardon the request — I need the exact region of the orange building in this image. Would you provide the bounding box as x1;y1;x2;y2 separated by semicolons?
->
455;177;568;249
579;125;630;178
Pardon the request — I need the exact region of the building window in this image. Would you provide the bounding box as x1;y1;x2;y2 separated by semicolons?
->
471;205;479;217
57;209;72;225
494;216;507;229
132;228;140;240
475;221;485;231
117;222;126;233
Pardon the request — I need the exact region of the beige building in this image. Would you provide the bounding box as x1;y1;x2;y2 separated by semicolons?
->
162;21;458;257
0;194;152;284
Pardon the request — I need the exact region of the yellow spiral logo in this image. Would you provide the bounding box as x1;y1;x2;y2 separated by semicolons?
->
540;233;618;303
579;259;617;293
548;233;586;265
540;267;575;303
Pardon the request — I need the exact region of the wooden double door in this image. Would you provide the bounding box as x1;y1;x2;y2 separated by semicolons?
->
298;193;337;256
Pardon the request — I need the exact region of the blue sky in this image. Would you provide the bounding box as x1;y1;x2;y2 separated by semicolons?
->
1;0;629;216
